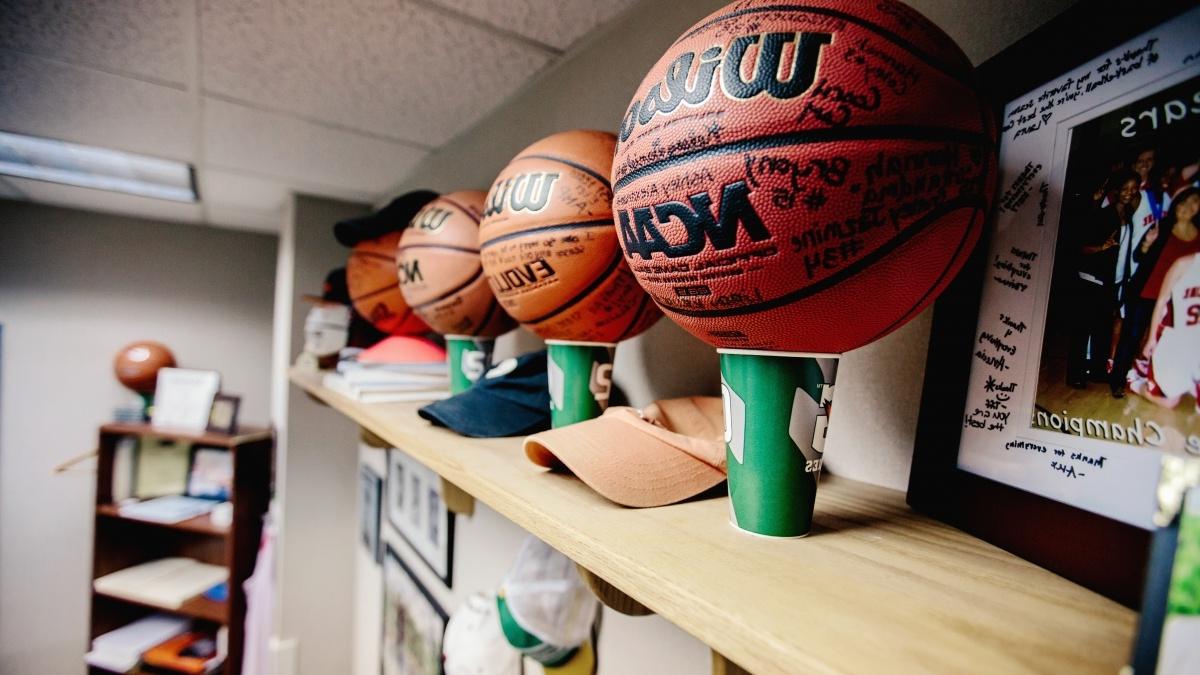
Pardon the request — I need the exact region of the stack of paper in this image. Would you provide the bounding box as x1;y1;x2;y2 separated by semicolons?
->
119;496;220;524
324;361;450;404
94;558;227;610
86;613;189;673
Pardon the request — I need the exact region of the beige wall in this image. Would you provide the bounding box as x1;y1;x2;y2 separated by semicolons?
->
0;200;277;674
383;0;1077;492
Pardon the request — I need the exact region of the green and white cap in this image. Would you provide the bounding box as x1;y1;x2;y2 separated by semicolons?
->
497;536;598;670
443;592;522;675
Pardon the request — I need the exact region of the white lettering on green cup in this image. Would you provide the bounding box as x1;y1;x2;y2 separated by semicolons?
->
719;349;838;538
446;336;496;394
546;340;615;429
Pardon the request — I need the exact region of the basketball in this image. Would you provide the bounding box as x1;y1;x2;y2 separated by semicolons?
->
114;341;176;393
346;231;429;335
396;191;516;337
479;130;661;342
611;0;996;353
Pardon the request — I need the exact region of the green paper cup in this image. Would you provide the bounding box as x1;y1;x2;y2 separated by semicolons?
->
546;340;615;429
445;335;496;394
719;349;838;538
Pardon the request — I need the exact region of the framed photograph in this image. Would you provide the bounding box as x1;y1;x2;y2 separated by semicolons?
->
361;465;383;564
186;447;233;501
910;0;1199;606
152;368;220;431
207;394;241;435
385;449;455;586
382;544;447;675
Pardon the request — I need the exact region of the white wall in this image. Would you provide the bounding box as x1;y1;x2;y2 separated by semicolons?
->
0;199;277;674
384;0;1078;492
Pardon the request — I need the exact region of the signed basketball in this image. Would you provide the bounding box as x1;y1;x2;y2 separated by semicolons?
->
347;231;429;335
611;0;996;353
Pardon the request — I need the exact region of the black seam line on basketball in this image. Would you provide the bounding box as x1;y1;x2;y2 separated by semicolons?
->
439;196;481;224
479;219;614;249
656;193;986;318
861;202;981;345
352;250;397;262
397;243;480;254
515;154;611;190
613;125;991;190
617;292;654;341
674;4;972;87
472;297;501;337
413;267;484;310
524;251;624;325
353;284;399;302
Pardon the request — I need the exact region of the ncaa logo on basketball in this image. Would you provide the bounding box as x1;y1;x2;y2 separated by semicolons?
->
484;172;560;217
412;206;452;233
619;31;833;143
617;180;769;259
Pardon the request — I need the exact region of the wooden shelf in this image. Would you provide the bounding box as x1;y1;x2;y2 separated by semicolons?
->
96;504;229;538
100;422;271;448
93;588;228;625
291;368;1137;675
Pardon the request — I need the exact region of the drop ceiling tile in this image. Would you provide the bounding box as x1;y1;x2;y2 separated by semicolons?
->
428;0;643;50
203;97;426;196
0;0;190;86
3;175;204;223
200;0;552;145
0;50;196;161
198;167;290;212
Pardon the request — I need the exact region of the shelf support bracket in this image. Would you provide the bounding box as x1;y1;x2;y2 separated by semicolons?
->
576;565;654;616
711;652;752;675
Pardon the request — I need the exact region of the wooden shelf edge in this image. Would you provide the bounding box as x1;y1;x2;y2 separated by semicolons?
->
290;368;1137;675
95;504;230;538
93;588;228;625
100;422;271;447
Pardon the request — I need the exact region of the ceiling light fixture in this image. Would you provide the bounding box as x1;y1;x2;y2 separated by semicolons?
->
0;130;198;202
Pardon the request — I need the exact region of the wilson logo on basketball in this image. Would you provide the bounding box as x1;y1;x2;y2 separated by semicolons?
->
484;172;560;216
397;259;423;285
412;207;452;233
617;180;769;259
618;31;833;143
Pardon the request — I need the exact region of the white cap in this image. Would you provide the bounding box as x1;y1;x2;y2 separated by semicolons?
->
500;536;598;651
443;593;522;675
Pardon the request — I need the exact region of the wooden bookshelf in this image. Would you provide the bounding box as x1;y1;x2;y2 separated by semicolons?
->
291;367;1137;675
89;423;272;675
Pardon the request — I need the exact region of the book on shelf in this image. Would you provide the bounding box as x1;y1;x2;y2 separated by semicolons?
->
94;558;227;610
322;372;449;404
117;496;222;525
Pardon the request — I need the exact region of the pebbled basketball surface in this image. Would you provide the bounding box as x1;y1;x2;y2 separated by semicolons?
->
397;191;515;337
479;130;661;342
611;0;997;353
347;229;429;335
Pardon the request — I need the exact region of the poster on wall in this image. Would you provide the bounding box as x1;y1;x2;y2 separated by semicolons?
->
382;544;447;675
360;464;383;564
385;448;454;585
956;6;1200;529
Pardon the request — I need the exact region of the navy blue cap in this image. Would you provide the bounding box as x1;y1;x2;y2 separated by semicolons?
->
418;351;550;438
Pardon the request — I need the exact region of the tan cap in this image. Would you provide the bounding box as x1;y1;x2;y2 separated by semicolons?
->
524;396;726;508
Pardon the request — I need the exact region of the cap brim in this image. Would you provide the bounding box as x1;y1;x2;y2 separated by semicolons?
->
524;418;726;508
543;640;595;675
420;388;548;438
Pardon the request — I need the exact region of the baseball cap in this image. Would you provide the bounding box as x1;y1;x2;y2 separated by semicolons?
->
302;267;351;306
443;592;523;675
497;536;598;674
333;190;438;247
524;396;726;508
418;351;550;437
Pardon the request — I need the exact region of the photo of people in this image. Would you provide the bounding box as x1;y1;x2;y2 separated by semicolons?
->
382;545;447;675
1035;75;1200;458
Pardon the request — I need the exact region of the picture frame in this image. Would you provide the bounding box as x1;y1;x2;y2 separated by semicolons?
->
381;544;448;675
909;0;1199;607
186;447;233;501
207;394;241;435
360;464;383;564
385;449;455;587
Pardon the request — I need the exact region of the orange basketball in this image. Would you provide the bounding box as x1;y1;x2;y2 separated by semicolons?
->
479;130;661;342
396;191;516;337
114;341;176;393
346;231;429;335
612;0;996;353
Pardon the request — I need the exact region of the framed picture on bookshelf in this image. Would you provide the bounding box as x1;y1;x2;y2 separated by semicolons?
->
385;449;454;586
910;0;1199;607
360;464;383;564
382;544;447;675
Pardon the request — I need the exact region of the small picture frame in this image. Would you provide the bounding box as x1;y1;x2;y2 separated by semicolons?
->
385;449;454;586
360;465;383;564
207;394;241;435
382;545;447;675
186;447;233;501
